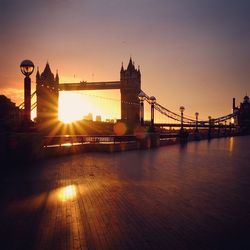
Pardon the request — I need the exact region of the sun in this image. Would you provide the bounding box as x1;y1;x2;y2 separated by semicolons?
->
58;92;89;123
58;90;120;123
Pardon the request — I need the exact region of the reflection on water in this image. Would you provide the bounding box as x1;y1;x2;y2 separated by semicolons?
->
58;185;77;202
3;136;250;250
229;137;234;152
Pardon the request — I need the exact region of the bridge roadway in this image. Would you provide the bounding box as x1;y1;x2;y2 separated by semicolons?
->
59;81;121;91
1;137;250;249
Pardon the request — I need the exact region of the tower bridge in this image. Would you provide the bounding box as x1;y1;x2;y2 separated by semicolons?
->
20;57;250;135
35;58;141;128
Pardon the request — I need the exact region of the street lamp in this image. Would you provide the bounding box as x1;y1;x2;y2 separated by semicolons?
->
208;116;212;137
180;106;185;131
138;91;145;126
150;96;156;130
195;112;199;132
20;60;34;121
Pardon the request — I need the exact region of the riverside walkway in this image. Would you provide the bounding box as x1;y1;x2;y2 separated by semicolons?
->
1;136;250;249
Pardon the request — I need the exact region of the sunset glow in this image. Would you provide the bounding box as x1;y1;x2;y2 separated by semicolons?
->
58;90;120;123
1;1;250;249
58;92;88;123
1;0;250;119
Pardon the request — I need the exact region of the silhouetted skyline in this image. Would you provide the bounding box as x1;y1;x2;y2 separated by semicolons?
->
1;0;250;119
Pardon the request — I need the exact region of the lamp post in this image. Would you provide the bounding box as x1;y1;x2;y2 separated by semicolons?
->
20;60;34;122
180;106;185;131
195;112;199;132
208;116;212;138
150;96;156;131
138;91;145;126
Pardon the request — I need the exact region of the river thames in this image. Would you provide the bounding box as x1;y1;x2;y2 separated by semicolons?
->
1;136;250;249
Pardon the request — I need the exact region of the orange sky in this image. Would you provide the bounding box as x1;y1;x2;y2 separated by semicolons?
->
1;0;250;121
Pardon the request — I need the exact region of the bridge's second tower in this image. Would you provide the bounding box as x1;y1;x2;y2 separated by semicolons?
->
36;63;59;124
120;58;141;128
236;95;250;134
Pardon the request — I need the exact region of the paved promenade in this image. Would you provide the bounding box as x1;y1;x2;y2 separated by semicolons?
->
1;137;250;249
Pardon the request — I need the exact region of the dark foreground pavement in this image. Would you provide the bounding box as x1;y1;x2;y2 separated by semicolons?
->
1;138;250;249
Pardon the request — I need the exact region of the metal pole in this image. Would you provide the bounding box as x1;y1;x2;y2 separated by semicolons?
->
181;111;183;130
140;100;144;126
24;76;31;121
195;112;199;132
151;103;154;128
208;116;211;138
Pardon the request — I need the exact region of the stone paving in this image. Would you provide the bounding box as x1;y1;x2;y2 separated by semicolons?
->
1;137;250;249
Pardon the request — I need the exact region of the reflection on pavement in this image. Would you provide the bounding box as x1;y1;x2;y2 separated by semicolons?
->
58;185;77;202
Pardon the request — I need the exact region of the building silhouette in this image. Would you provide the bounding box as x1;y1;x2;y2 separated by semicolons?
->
84;113;93;121
120;58;141;127
36;63;59;124
0;95;21;131
96;115;102;122
233;95;250;133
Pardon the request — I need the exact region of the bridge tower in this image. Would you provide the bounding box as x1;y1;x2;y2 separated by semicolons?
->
120;58;141;128
236;95;250;134
36;63;59;124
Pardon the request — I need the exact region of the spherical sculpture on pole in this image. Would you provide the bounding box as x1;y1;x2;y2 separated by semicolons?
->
149;96;156;105
20;60;34;77
179;106;185;113
20;60;34;122
138;91;145;101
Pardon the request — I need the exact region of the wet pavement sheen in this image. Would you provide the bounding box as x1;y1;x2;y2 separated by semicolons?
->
1;136;250;249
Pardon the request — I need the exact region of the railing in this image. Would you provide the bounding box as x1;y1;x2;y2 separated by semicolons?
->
143;93;196;123
18;91;37;109
154;123;238;128
142;91;239;124
43;135;137;147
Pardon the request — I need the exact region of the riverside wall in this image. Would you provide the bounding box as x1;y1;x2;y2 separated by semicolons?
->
1;131;239;167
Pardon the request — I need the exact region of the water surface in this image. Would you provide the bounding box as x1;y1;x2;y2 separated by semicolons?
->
1;136;250;249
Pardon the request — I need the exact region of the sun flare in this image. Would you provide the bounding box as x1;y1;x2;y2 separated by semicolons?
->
58;90;120;123
58;92;88;123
